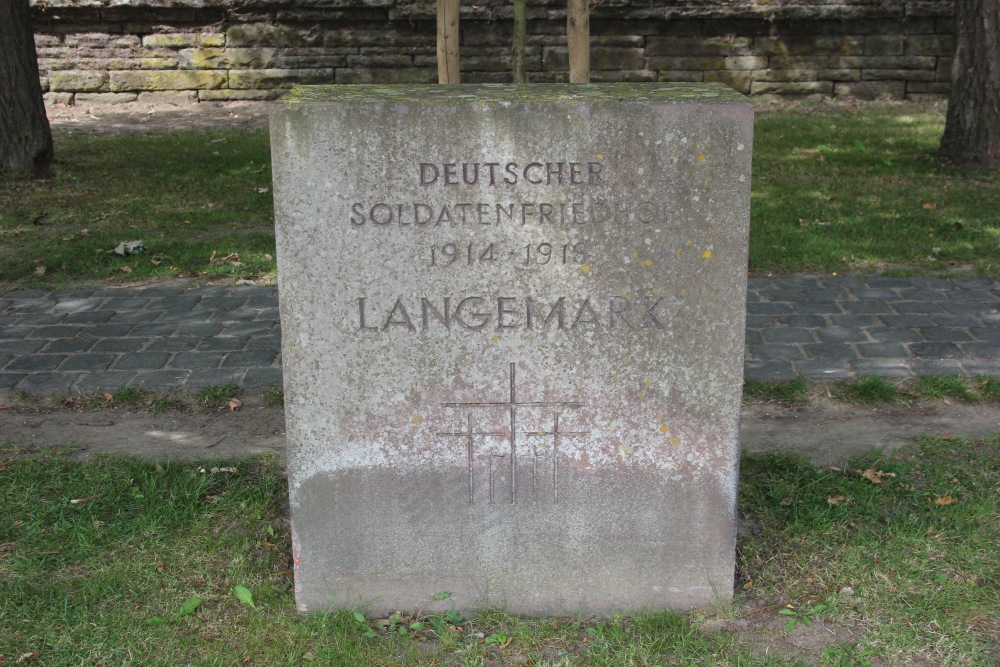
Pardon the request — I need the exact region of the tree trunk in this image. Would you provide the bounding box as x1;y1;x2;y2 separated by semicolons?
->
0;0;54;178
512;0;527;83
938;0;1000;169
567;0;590;83
437;0;460;84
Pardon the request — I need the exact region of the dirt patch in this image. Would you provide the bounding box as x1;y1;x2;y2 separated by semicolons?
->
2;393;998;466
0;395;285;462
46;99;271;137
741;396;1000;466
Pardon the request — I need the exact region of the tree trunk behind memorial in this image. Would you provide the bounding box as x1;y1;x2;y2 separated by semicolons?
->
0;0;54;178
938;0;1000;169
512;0;527;83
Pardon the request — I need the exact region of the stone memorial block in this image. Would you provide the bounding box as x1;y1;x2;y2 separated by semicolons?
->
270;83;753;615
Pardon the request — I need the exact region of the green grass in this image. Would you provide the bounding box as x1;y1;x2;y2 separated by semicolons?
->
195;383;242;409
0;130;275;286
739;436;999;664
752;104;1000;276
978;377;1000;401
744;377;809;405
835;375;903;405
1;437;996;665
916;375;983;403
262;385;284;408
2;104;999;286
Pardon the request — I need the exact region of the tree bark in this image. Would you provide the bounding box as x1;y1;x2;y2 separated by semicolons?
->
567;0;590;83
0;0;54;178
938;0;1000;169
512;0;527;83
437;0;460;83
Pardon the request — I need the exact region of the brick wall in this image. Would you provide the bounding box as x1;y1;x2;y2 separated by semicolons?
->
31;0;955;104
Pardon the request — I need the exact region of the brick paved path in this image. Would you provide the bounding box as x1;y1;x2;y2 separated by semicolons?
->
2;276;998;394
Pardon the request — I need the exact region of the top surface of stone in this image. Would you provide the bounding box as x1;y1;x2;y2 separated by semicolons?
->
276;83;750;106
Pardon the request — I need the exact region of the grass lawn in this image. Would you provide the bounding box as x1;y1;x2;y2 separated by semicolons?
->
1;436;996;666
1;102;998;286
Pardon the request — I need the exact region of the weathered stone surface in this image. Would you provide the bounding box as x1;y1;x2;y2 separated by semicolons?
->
935;57;953;82
754;36;864;56
271;83;752;616
863;69;936;82
74;92;138;104
228;24;323;47
140;57;180;69
43;91;74;104
750;81;833;95
65;33;140;48
34;34;61;48
177;47;227;69
229;68;337;89
142;33;225;48
646;36;752;56
199;88;286;100
704;70;750;93
542;47;647;72
334;67;434;84
50;70;109;92
752;68;818;82
768;56;826;69
864;35;904;56
657;70;704;82
110;70;227;91
28;1;958;100
904;34;954;55
591;69;657;82
905;82;950;94
648;56;725;71
136;91;199;104
827;55;937;69
833;81;906;99
817;68;861;81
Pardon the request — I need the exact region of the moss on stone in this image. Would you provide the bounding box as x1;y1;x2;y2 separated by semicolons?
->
277;82;747;107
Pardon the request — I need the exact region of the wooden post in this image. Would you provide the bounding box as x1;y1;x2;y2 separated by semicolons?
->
567;0;589;83
512;0;527;83
437;0;460;83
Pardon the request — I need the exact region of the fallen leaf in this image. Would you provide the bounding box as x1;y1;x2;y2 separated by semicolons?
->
235;585;256;608
17;652;39;664
827;495;847;505
69;493;104;504
178;596;203;617
264;253;273;260
780;497;792;506
209;251;243;267
255;187;270;194
34;266;46;276
933;496;956;505
119;266;132;274
923;202;937;210
228;397;242;411
859;468;895;483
